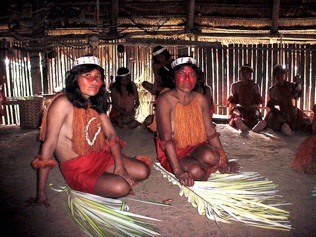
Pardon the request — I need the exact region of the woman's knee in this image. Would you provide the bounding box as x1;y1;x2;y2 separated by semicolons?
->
95;176;131;198
188;163;205;181
111;181;131;197
203;148;220;166
193;144;219;166
137;163;151;180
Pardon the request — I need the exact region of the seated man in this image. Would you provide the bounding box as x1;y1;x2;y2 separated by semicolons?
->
227;64;266;132
265;64;311;135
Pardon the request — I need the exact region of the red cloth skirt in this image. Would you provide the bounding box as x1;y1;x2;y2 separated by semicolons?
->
60;149;115;194
155;137;201;173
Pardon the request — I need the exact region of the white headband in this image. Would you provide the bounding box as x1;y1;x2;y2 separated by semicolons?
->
153;47;166;56
72;56;101;68
171;57;197;69
117;72;130;77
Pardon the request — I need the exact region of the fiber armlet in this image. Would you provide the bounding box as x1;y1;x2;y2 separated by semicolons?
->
104;137;127;151
32;155;57;169
159;138;175;151
207;132;220;141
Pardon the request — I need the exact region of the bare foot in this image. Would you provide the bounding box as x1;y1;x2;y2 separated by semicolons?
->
281;123;293;136
228;161;241;173
235;118;249;132
252;120;266;133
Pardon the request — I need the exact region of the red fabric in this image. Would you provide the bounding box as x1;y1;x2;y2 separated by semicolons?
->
155;137;201;173
109;109;118;123
292;135;316;174
60;149;115;194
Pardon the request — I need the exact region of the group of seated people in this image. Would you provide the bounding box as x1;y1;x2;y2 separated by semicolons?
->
227;63;312;135
140;46;313;136
31;51;315;209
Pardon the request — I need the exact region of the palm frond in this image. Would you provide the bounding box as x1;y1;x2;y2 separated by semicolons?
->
52;186;160;237
68;189;161;237
154;163;291;231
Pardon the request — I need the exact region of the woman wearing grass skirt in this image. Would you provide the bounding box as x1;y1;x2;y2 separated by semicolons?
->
155;56;240;187
31;55;150;208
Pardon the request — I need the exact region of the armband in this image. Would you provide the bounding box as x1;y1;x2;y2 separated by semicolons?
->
207;132;220;141
159;138;175;151
104;137;127;151
32;155;57;169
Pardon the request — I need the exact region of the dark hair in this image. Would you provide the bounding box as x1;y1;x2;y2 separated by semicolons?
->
158;64;175;90
65;64;108;113
153;46;172;63
194;69;207;93
110;67;134;96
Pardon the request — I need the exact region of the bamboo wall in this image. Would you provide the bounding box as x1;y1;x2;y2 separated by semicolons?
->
1;42;315;125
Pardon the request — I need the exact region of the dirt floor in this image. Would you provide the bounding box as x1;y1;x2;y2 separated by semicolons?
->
0;123;315;237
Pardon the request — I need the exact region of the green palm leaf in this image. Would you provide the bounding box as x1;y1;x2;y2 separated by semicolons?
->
52;186;160;237
154;163;291;231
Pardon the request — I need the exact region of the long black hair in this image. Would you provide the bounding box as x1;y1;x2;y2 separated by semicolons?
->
65;64;109;113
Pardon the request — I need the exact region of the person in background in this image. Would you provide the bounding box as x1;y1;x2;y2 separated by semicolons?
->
142;45;174;97
155;56;240;187
31;55;150;208
292;104;316;174
265;64;311;135
227;64;266;132
194;69;215;120
110;67;140;129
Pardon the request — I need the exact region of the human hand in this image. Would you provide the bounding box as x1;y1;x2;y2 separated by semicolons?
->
219;161;240;174
114;166;135;186
175;171;194;187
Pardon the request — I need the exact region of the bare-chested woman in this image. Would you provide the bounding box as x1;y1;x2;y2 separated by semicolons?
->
32;55;150;208
155;57;239;187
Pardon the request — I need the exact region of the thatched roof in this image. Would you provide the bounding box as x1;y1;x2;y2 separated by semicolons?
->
0;0;315;46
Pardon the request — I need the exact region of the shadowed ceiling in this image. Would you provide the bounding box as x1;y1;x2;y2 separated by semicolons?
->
0;0;315;46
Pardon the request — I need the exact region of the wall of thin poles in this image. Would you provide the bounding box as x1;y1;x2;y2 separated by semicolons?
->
1;41;315;125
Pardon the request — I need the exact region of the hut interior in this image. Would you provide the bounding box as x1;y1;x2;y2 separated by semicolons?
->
0;0;315;125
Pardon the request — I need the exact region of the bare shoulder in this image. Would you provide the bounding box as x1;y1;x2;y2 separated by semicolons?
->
156;89;177;107
232;81;240;87
194;91;209;107
48;94;72;112
193;91;206;101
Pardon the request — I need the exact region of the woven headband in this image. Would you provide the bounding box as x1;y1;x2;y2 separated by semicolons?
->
153;47;166;56
73;56;101;68
171;57;197;69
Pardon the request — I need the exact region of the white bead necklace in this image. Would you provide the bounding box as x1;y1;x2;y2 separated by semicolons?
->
85;116;101;146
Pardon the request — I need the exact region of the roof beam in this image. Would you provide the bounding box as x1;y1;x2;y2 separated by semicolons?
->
271;0;280;35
